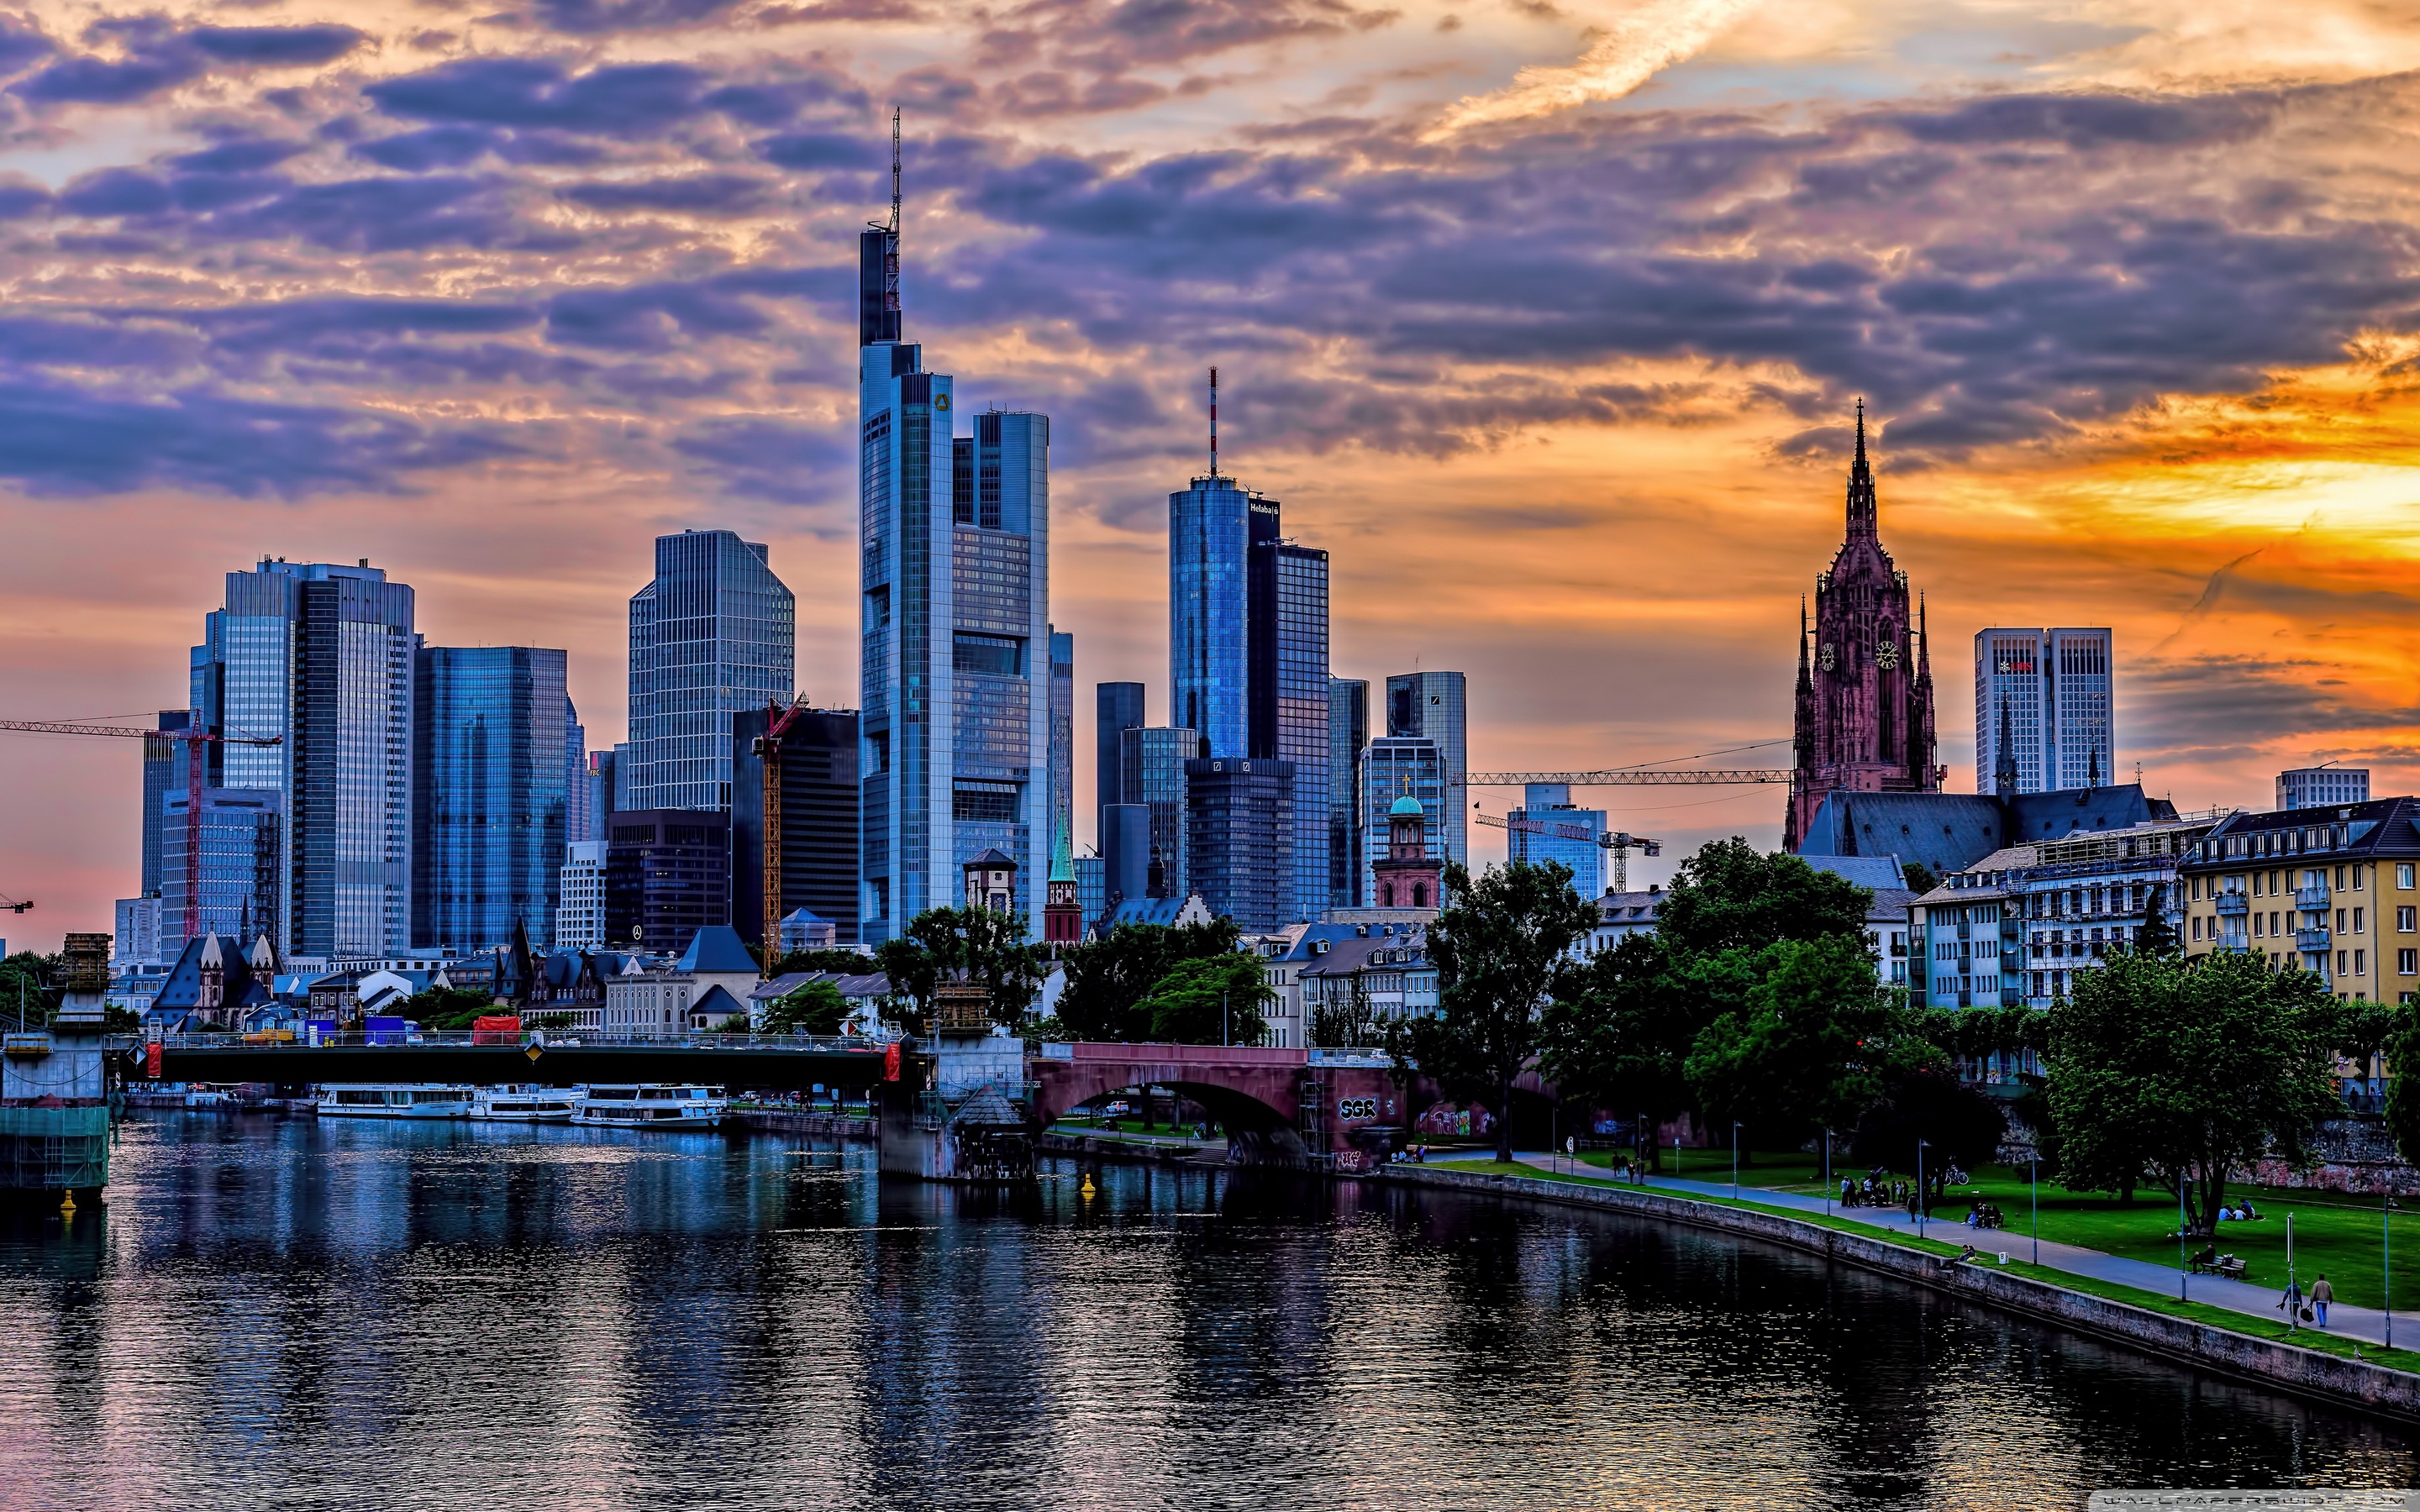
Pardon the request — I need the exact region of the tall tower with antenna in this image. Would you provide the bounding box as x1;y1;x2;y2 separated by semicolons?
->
855;110;1054;942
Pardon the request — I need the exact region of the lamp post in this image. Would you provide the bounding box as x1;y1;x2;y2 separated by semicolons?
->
2030;1152;2039;1266
1823;1128;1833;1218
2388;1194;2397;1351
2178;1177;2190;1302
1732;1121;1742;1200
1916;1138;1929;1239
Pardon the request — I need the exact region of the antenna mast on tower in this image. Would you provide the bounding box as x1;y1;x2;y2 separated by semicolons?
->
1208;365;1218;478
889;106;902;235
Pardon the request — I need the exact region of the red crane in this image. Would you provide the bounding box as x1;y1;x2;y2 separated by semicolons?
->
0;717;282;941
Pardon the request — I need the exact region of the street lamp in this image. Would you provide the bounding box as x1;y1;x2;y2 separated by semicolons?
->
2178;1177;2190;1302
1823;1128;1833;1218
2388;1194;2398;1351
2030;1151;2039;1266
1733;1121;1743;1200
1916;1138;1929;1239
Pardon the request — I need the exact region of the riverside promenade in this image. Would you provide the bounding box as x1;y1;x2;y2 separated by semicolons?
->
1501;1154;2405;1350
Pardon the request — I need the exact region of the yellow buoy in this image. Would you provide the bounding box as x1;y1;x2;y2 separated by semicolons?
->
1079;1173;1097;1200
58;1190;76;1221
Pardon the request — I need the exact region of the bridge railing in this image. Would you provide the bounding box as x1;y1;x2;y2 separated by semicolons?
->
1029;1042;1398;1068
112;1031;902;1054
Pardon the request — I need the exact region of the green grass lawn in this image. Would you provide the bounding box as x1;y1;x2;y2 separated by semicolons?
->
1419;1159;2420;1373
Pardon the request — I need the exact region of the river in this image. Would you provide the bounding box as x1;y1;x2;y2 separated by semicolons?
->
0;1113;2412;1510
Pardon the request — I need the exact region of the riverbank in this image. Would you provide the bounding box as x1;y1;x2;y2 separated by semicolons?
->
1038;1130;1229;1167
1387;1161;2420;1427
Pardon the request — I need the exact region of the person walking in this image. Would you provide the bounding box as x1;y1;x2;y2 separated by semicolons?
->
2311;1274;2333;1328
2279;1275;2306;1328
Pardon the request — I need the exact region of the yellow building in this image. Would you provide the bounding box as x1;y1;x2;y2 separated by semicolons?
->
2178;797;2420;1005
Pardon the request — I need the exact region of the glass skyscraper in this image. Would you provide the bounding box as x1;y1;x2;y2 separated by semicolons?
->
139;709;194;897
1169;475;1266;757
857;217;1051;942
1122;726;1196;899
627;530;794;813
1385;671;1468;869
413;645;572;953
159;788;281;948
191;560;415;958
1185;756;1293;932
1049;627;1075;866
1973;627;2114;795
1274;545;1330;921
1359;736;1445;906
1507;783;1606;897
1328;678;1368;909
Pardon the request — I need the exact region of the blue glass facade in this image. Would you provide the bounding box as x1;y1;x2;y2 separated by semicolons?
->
1275;545;1329;921
413;646;571;952
139;709;194;897
1508;783;1607;898
1328;679;1367;909
1385;671;1468;869
627;531;793;813
192;560;415;958
1359;737;1444;906
1050;629;1074;867
1185;757;1293;932
160;789;281;948
1122;727;1196;898
857;237;1051;942
1169;476;1257;757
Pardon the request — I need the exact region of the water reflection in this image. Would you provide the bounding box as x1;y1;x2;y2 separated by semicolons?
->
0;1113;2410;1510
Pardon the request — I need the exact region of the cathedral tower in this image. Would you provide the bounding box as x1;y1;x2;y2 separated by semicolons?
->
1785;406;1941;851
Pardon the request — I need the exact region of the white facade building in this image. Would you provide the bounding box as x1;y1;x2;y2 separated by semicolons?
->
555;841;605;951
2278;767;2370;811
1974;627;2114;795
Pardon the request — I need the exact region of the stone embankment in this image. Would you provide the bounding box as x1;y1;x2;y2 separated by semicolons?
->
1391;1163;2420;1425
730;1107;874;1137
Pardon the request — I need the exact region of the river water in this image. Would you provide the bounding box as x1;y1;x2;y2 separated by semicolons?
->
1;1113;2413;1511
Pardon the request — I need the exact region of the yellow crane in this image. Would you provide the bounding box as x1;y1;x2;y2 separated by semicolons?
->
1474;811;1665;892
750;696;814;979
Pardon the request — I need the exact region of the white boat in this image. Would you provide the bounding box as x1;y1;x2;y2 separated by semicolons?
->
472;1084;577;1122
316;1084;476;1118
572;1084;729;1131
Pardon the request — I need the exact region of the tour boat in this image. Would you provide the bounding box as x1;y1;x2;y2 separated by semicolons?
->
315;1084;476;1118
571;1084;729;1131
471;1084;578;1123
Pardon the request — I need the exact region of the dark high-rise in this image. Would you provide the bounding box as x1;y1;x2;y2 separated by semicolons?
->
1185;756;1293;932
605;809;730;955
1328;678;1367;909
413;646;572;953
731;706;860;948
1096;682;1146;812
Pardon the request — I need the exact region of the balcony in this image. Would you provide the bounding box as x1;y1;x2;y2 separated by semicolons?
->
2296;886;2331;908
2214;894;2249;916
2296;927;2332;951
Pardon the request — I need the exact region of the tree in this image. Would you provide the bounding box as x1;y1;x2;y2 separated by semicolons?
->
875;906;1046;1034
1900;861;1939;895
2134;885;2181;957
1683;933;1912;1151
1052;920;1244;1042
2049;949;2344;1231
1654;837;1874;959
1849;1064;2009;1205
1538;933;1694;1169
2379;997;2420;1164
1387;859;1598;1163
757;978;852;1036
400;985;500;1032
1311;975;1379;1049
1138;954;1272;1045
0;951;62;1029
766;947;881;977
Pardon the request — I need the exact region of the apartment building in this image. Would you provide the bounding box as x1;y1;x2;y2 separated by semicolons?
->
2180;797;2420;1004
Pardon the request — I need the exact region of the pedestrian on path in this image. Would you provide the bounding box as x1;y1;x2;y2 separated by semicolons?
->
2312;1275;2333;1327
2280;1276;2306;1326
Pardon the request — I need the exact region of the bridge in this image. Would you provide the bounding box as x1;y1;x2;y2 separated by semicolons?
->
1029;1042;1413;1171
119;1032;902;1093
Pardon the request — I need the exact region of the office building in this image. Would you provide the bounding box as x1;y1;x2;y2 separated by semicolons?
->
857;199;1051;942
565;704;592;845
159;789;282;951
1185;756;1293;932
114;895;162;968
1050;629;1075;876
1075;852;1107;929
1384;671;1467;869
604;809;730;955
2181;799;2420;1006
556;841;606;951
1508;784;1607;897
1785;410;1941;851
1170;473;1268;757
1099;805;1150;910
1273;544;1330;923
190;559;416;958
1974;627;2115;795
1122;726;1197;899
731;705;860;948
1328;678;1368;910
626;529;794;812
413;645;571;953
1097;682;1146;813
139;710;195;897
2280;767;2370;810
1358;736;1445;905
576;749;615;845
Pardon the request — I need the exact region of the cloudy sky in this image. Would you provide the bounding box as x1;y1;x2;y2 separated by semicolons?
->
1;0;2417;947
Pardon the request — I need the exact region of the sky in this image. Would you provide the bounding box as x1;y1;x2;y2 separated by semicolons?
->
2;0;2418;949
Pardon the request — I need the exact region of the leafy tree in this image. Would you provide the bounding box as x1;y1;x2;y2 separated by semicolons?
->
1849;1064;2009;1205
765;947;881;977
1310;976;1379;1049
400;985;502;1032
1053;920;1244;1042
1387;859;1598;1163
1654;837;1874;959
1139;954;1272;1045
2134;885;2181;958
1899;861;1939;895
529;1012;575;1031
2379;997;2420;1163
874;906;1045;1034
757;978;852;1036
1538;932;1694;1170
2049;949;2344;1231
0;951;62;1029
1684;933;1913;1151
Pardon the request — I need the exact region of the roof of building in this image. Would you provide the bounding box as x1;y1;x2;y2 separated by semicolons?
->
689;983;748;1020
674;925;758;975
779;907;829;925
1596;889;1665;925
2187;795;2420;866
1298;928;1428;979
965;848;1017;869
749;970;891;1001
1389;795;1424;816
1801;855;1907;892
1097;895;1214;932
150;932;259;1012
1281;918;1430;963
1796;785;2178;876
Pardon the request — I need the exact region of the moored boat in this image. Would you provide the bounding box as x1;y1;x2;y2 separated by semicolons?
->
315;1084;476;1118
472;1084;577;1122
571;1084;729;1131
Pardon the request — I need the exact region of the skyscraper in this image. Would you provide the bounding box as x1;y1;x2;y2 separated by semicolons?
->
1974;628;2115;795
1384;670;1467;869
1122;726;1197;898
1507;783;1607;897
1274;544;1330;923
626;530;794;813
1786;407;1941;851
412;645;572;953
139;709;194;899
159;789;281;948
1185;756;1293;932
565;701;591;847
1050;628;1075;874
1097;682;1146;813
191;559;415;958
1359;736;1445;904
857;172;1051;942
731;705;860;948
1328;678;1368;909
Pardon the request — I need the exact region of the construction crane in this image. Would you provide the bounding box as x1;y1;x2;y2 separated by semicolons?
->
0;894;29;914
1454;769;1791;787
1475;811;1665;892
0;717;281;941
751;696;815;979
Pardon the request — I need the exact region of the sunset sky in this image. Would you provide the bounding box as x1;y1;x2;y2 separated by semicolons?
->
1;0;2417;949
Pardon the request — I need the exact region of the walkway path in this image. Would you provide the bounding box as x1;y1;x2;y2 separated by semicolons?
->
1498;1153;2408;1351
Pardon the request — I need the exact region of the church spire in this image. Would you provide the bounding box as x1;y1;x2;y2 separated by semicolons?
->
1994;696;2019;799
1844;399;1877;538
